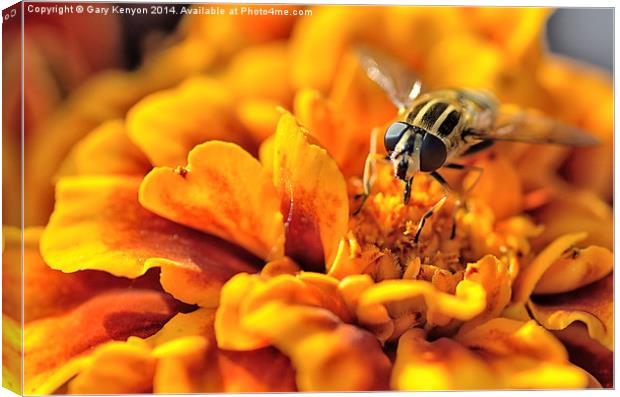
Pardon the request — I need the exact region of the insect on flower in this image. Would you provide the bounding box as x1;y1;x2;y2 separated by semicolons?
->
354;45;600;243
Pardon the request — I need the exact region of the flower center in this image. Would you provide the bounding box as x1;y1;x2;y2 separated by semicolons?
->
348;164;479;292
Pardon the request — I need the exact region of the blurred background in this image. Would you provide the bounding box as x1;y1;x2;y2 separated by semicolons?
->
2;5;613;227
547;8;613;71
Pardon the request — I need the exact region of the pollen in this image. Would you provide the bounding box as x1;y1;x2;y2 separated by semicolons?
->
349;163;477;287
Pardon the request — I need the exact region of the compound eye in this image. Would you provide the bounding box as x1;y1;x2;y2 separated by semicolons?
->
384;122;411;153
420;133;447;172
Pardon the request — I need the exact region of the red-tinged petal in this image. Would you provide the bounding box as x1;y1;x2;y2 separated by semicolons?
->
41;176;259;307
528;274;613;351
24;289;183;394
139;141;285;261
272;112;349;271
4;226;160;323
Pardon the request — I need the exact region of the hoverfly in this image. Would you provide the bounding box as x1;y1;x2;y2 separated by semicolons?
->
354;45;599;242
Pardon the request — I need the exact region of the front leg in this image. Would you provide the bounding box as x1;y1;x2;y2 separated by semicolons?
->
353;127;389;216
413;171;453;243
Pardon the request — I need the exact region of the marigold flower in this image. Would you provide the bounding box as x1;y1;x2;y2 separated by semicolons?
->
4;5;613;394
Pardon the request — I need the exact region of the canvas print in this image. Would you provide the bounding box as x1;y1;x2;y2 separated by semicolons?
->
1;2;613;394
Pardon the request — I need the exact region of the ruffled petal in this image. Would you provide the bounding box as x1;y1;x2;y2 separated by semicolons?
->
272;112;349;270
456;318;589;389
4;226;160;322
458;255;512;334
41;176;259;307
355;277;486;340
553;324;613;388
139;141;285;261
64;119;151;177
533;245;612;294
24;289;183;394
126;77;254;168
68;338;156;394
215;272;391;391
513;232;588;303
151;308;297;393
391;328;499;390
528;274;613;351
533;192;613;251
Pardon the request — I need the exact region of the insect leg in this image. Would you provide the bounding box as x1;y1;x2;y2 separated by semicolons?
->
353;128;388;215
460;140;494;157
403;177;413;204
443;163;484;238
443;163;484;196
413;171;451;243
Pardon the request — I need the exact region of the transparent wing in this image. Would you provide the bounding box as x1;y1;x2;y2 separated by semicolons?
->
469;105;600;147
355;44;422;112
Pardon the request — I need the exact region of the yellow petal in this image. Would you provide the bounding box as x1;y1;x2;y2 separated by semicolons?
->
357;278;486;338
41;176;258;307
225;42;292;104
533;245;612;294
126;77;254;168
215;273;391;391
66;119;151;177
151;308;297;392
456;318;569;362
2;314;22;394
68;340;156;394
139;141;285;261
465;154;523;220
272;112;348;270
392;328;500;390
237;99;281;143
24;289;182;394
458;255;512;334
512;232;587;303
528;274;613;350
5;226;153;323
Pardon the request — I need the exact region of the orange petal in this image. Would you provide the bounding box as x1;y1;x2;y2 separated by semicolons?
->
2;314;22;394
533;192;613;251
215;272;390;391
151;308;297;393
139;141;285;261
68;338;156;394
24;289;182;394
533;245;612;294
391;328;500;390
512;232;588;303
458;255;512;335
553;324;613;388
356;277;486;340
65;119;151;177
456;318;589;389
244;303;391;391
528;274;613;351
465;154;523;220
5;227;160;323
225;42;292;104
272;112;349;271
237;99;282;143
41;176;259;306
126;77;254;168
